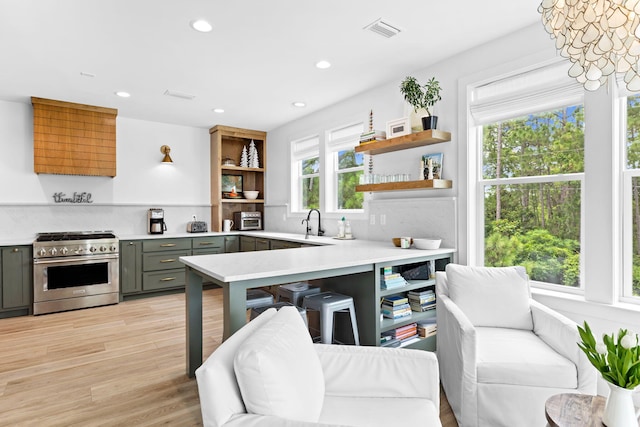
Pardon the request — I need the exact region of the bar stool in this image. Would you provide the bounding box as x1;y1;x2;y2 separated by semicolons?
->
302;292;360;345
245;289;274;309
276;282;321;306
250;301;308;326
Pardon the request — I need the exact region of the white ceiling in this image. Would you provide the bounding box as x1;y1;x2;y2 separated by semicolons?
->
0;0;542;131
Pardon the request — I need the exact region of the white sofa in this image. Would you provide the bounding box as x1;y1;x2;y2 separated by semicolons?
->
436;264;596;427
196;306;443;427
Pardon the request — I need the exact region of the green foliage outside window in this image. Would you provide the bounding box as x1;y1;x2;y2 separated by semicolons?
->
483;106;584;287
627;95;640;296
301;157;319;209
337;149;363;210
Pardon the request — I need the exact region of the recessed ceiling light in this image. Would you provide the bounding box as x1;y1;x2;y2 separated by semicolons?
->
292;102;306;108
213;108;225;113
115;91;130;98
190;19;212;33
316;60;331;69
80;71;95;78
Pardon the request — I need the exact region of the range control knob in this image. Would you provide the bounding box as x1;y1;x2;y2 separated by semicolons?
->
38;248;47;257
50;248;57;256
61;247;68;255
89;246;97;253
99;245;107;252
110;244;117;252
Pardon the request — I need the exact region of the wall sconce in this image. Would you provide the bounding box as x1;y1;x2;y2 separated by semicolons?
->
160;145;173;163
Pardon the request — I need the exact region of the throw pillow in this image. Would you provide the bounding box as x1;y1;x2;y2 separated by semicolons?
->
234;306;325;422
446;264;533;330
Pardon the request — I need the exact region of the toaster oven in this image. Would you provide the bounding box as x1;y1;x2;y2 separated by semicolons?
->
234;211;262;230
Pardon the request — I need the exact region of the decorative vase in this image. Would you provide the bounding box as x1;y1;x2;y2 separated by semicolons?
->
602;382;638;427
421;115;438;130
409;108;428;132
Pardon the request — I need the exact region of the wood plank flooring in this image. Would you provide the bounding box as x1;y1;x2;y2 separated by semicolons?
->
0;289;457;426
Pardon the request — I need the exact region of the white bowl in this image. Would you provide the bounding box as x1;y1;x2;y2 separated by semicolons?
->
413;238;441;250
243;190;259;200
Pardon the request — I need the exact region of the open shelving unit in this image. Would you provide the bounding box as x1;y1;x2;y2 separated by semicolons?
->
355;129;452;193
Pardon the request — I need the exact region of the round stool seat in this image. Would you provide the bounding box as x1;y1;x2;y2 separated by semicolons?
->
276;282;321;306
246;289;274;309
303;291;359;345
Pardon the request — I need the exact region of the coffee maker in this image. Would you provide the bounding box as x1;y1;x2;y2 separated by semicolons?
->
148;208;166;234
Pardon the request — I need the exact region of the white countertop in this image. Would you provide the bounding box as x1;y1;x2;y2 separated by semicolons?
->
179;233;455;283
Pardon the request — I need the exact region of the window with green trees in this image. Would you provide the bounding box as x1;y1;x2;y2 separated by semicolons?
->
301;156;319;209
336;149;364;209
625;95;640;297
481;105;584;287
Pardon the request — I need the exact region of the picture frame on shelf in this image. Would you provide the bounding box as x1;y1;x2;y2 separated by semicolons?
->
422;153;443;180
222;174;243;198
386;117;411;138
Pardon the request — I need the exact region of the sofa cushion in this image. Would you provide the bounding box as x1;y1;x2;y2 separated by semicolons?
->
233;306;325;423
319;395;440;427
195;307;278;427
476;327;578;389
446;264;533;330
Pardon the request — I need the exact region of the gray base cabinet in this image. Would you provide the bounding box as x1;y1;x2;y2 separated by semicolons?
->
0;245;33;317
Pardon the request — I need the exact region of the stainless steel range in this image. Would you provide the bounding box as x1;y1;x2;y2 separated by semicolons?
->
33;231;119;315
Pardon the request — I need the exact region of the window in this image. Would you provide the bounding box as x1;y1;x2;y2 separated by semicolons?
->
471;62;585;289
325;123;364;212
291;136;319;211
623;94;640;299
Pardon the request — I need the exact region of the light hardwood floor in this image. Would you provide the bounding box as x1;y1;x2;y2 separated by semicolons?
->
0;289;458;426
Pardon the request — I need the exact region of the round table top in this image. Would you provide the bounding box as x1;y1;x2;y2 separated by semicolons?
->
545;393;606;427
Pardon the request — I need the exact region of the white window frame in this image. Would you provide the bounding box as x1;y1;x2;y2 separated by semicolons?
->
470;61;586;293
620;94;640;302
290;135;319;213
324;122;365;214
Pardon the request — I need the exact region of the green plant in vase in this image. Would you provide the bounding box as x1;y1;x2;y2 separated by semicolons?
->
577;321;640;426
400;76;442;131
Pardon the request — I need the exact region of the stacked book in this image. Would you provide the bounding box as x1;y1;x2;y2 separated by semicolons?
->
408;288;436;312
381;267;409;290
359;129;386;144
381;295;412;320
381;322;419;347
417;318;437;338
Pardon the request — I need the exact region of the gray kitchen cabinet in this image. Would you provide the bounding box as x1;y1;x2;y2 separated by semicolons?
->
191;236;225;255
0;245;32;314
240;236;256;252
255;237;270;251
224;236;239;253
120;240;142;295
141;238;190;293
270;240;302;250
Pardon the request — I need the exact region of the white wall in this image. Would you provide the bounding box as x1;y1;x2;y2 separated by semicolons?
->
0;99;211;237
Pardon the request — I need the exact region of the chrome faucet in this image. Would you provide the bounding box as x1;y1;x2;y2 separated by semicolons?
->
302;208;324;239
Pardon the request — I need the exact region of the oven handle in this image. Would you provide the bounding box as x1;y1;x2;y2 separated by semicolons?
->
33;254;119;265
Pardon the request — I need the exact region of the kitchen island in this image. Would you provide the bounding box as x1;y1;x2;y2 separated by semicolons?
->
180;235;454;377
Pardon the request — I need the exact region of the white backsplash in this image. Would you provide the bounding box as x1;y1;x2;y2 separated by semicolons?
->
0;204;211;239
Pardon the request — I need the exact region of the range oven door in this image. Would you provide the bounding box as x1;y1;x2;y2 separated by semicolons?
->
33;254;119;303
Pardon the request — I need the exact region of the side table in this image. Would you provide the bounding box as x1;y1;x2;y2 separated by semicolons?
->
545;393;640;427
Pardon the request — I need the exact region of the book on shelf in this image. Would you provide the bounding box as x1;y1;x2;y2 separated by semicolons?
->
408;288;435;297
400;334;421;347
382;295;409;306
381;306;412;319
409;302;436;312
380;337;401;348
417;319;437;337
382;276;409;290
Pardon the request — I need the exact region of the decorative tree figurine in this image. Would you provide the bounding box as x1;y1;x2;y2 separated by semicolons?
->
240;145;249;167
249;140;259;168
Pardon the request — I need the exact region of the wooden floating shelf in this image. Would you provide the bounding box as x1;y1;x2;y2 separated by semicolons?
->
221;165;265;172
355;129;451;155
356;179;452;192
221;199;265;204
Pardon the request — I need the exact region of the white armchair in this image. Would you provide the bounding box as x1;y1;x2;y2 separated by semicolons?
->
196;306;442;427
436;264;596;427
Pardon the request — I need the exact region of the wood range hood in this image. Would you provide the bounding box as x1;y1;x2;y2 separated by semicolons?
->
31;97;117;177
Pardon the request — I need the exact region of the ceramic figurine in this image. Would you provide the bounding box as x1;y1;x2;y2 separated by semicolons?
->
240;145;248;167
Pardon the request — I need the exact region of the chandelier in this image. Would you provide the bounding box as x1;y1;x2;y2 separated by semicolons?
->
539;0;640;91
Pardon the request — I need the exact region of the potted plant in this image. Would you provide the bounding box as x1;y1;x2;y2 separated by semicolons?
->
400;76;442;131
577;321;640;426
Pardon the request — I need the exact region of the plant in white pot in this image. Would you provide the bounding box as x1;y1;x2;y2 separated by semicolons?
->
578;321;640;426
400;76;442;131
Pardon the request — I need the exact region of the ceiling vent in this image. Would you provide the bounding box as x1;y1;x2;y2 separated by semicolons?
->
163;89;196;100
363;18;401;38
